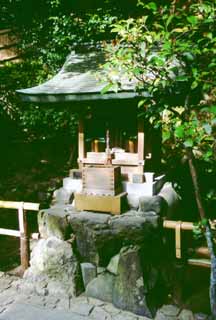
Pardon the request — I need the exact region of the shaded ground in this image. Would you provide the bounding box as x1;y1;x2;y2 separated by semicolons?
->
0;272;148;320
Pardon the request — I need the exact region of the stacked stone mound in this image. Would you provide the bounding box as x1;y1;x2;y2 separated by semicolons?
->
22;191;184;318
24;236;82;298
85;246;152;317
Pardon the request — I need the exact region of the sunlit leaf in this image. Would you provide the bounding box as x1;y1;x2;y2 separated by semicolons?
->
184;139;194;147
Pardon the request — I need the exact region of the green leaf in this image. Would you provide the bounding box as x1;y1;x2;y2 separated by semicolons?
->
147;2;157;12
183;52;194;61
191;81;198;90
166;15;174;27
145;35;153;43
203;123;212;135
209;106;216;114
184;139;193;148
187;16;198;26
175;126;184;138
138;100;145;108
201;218;208;227
163;131;171;142
101;83;114;94
175;75;188;82
172;27;188;33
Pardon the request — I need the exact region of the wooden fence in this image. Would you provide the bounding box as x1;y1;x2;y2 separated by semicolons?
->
0;201;40;271
163;219;213;268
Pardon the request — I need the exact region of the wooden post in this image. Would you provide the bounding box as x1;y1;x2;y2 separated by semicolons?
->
128;140;135;153
78;116;85;168
94;139;99;152
18;202;29;271
175;221;182;259
137;118;145;173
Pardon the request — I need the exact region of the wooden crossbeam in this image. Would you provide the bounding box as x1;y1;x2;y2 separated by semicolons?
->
163;220;194;231
0;228;20;237
0;201;39;211
188;258;211;268
163;220;215;266
0;200;40;271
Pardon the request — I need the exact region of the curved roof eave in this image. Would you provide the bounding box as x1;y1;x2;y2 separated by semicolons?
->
16;45;140;103
16;90;148;103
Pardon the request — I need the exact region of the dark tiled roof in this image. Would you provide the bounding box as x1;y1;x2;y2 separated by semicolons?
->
16;44;141;103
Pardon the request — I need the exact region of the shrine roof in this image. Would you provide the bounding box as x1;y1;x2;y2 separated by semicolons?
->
16;44;145;103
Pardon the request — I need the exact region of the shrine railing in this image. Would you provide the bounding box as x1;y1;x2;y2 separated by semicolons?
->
163;219;214;268
0;201;40;271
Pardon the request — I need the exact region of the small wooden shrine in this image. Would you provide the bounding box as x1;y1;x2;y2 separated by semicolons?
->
17;44;162;214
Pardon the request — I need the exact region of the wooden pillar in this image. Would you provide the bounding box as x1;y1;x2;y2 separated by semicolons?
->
18;203;29;271
137;118;145;173
94;139;99;152
91;139;99;152
128;140;135;153
78;116;85;168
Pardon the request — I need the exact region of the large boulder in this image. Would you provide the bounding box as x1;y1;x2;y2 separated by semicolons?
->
112;246;152;318
158;182;181;219
24;236;82;297
38;208;72;240
69;211;160;266
81;262;97;289
155;305;195;320
85;245;161;318
86;272;115;303
52;187;72;205
138;195;167;216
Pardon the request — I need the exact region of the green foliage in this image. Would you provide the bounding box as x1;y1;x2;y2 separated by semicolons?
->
0;1;120;142
101;0;216;214
193;219;209;240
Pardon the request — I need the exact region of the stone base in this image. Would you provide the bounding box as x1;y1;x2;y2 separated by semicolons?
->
74;192;128;215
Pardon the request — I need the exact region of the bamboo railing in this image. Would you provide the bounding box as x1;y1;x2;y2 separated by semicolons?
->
0;201;40;271
163;219;214;268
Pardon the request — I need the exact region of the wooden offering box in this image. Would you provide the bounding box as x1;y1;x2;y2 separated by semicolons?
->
82;165;122;196
75;192;127;215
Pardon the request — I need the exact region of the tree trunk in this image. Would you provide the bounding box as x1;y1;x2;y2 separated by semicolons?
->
206;226;216;319
186;148;216;319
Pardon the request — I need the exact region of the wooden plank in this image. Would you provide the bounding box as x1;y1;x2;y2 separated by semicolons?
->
83;159;107;165
86;152;107;159
0;201;39;211
75;192;127;215
82;187;122;196
163;220;194;231
114;152;138;162
0;228;20;237
112;159;140;166
22;202;40;211
188;258;211;268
